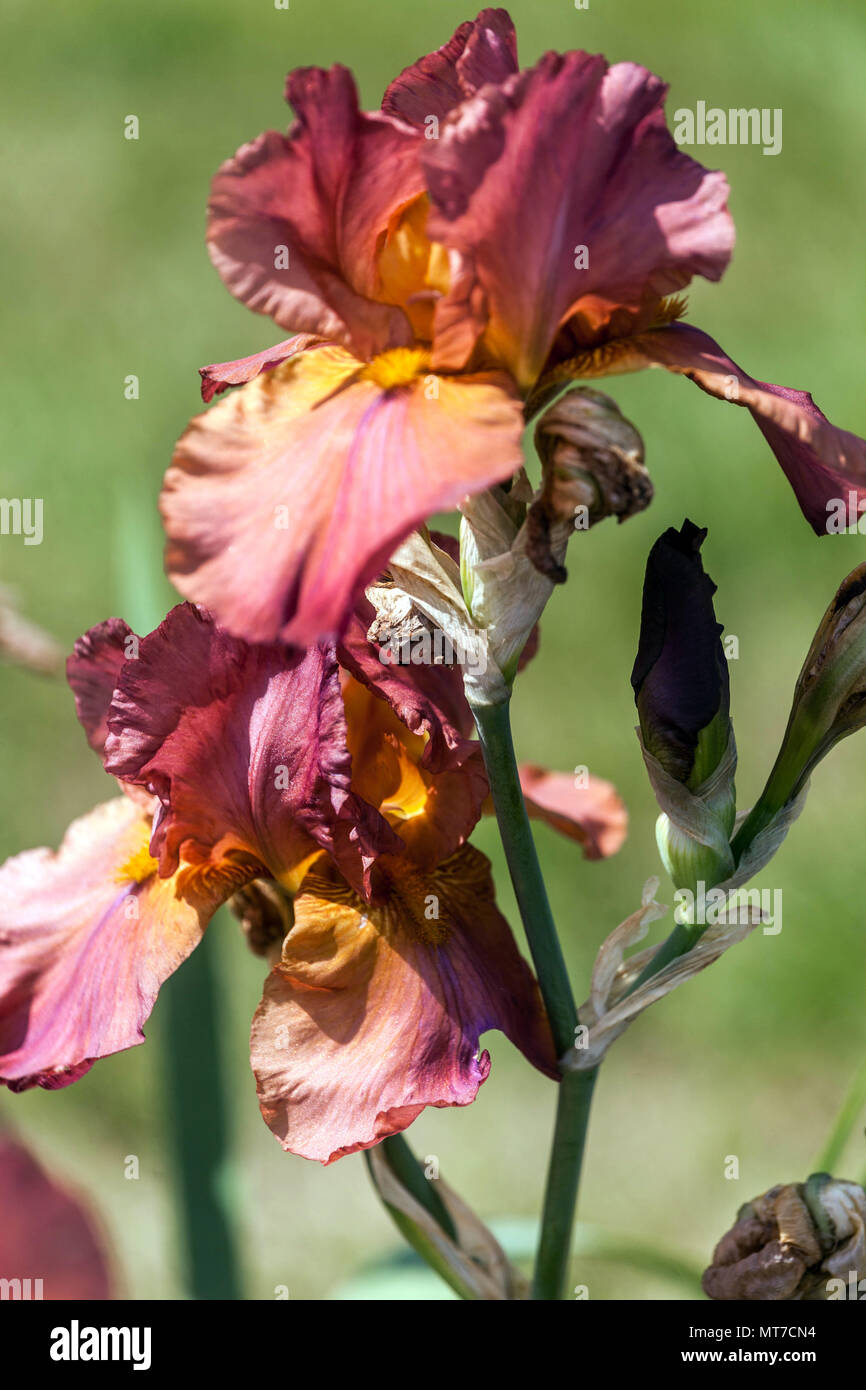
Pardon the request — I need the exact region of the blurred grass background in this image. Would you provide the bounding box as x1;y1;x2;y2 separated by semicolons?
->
1;0;865;1299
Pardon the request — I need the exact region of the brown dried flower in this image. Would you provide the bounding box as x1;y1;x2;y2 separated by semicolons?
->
703;1174;866;1300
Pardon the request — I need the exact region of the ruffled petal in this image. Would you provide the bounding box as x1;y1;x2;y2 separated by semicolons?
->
382;8;518;126
207;66;425;359
103;603;400;897
518;764;627;860
251;847;556;1162
578;322;866;534
0;1136;113;1299
0;798;224;1090
424;52;732;388
162;343;525;646
66;618;134;757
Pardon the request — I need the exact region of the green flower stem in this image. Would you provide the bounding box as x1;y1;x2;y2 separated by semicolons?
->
628;919;700;992
470;696;586;1300
813;1058;866;1175
162;925;241;1300
532;1067;598;1299
730;786;784;863
470;697;578;1057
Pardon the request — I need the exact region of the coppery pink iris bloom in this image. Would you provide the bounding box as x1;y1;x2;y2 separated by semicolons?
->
160;8;866;648
0;602;622;1162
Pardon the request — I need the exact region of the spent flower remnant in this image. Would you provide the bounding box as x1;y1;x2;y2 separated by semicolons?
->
161;8;866;651
703;1174;866;1301
0;603;623;1163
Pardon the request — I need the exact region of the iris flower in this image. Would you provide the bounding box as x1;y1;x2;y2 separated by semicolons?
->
161;7;866;648
0;602;621;1161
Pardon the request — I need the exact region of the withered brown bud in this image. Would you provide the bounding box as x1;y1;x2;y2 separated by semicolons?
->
365;577;457;665
703;1174;866;1301
528;388;651;581
229;878;294;961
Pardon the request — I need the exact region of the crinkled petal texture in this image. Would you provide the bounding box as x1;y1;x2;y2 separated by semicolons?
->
340;604;476;754
161;345;525;646
103;603;399;898
0;1136;113;1299
66;617;134;756
199;335;323;404
575;322;866;533
423;52;733;387
0;798;223;1091
207;65;425;359
518;765;628;860
382;7;518;125
251;846;557;1162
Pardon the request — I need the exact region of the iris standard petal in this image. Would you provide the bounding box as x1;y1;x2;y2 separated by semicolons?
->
424;52;732;387
382;8;518;126
207;66;425;359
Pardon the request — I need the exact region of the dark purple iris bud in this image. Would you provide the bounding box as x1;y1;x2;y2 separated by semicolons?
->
631;520;730;789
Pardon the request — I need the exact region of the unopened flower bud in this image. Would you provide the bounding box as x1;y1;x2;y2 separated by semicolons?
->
631;521;736;894
734;561;866;861
703;1174;866;1301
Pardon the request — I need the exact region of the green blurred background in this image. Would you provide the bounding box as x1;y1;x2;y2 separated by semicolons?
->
2;0;865;1299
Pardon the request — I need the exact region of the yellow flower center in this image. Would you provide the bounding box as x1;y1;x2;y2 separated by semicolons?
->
115;841;159;885
360;347;432;392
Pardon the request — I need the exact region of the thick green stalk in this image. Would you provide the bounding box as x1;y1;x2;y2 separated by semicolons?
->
470;698;578;1057
629;919;699;992
531;1068;598;1299
470;696;587;1299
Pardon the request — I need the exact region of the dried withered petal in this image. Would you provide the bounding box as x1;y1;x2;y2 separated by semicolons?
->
529;388;650;580
702;1179;864;1301
702;1239;810;1302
